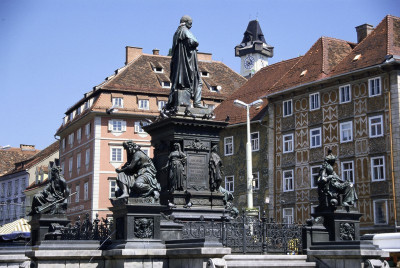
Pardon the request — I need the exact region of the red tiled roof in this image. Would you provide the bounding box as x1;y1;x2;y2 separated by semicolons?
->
4;141;59;176
0;147;40;176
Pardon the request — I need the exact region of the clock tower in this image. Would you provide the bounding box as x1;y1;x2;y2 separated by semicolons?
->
235;20;274;78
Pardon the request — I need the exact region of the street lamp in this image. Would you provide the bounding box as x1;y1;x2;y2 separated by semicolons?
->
233;99;263;209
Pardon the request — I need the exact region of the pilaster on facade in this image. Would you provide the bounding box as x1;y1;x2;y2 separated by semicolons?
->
92;116;101;220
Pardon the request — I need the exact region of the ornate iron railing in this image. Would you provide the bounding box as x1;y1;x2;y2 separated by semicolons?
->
179;212;303;254
60;213;112;241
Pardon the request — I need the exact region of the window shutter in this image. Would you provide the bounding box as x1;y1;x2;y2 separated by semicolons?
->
122;120;127;131
108;120;113;131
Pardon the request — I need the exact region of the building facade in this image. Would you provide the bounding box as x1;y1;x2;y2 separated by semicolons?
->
216;15;400;232
56;47;246;221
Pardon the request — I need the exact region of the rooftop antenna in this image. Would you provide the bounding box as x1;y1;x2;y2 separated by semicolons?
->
256;12;259;21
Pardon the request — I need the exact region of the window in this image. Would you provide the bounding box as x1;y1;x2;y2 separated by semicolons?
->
252;172;259;190
85;123;91;137
369;115;383;138
112;97;124;108
283;170;294;192
61;138;66;151
84;182;89;201
1;183;5;197
68;133;74;147
341;161;354;183
339;85;351;104
369;77;381;97
153;67;163;73
283;100;293;117
21;178;26;193
108;119;126;133
251;132;259;151
224;136;233;156
68;185;72;203
111;147;123;162
340;121;353;143
109;179;118;198
134;121;148;134
14;179;19;195
142;148;150;156
85;149;90;168
8;182;11;196
76;153;81;172
309;93;320;111
75;185;80;203
77;128;82;143
371;156;385;181
158;100;166;111
138;99;149;110
373;200;388;225
310;128;321;148
283;134;294;153
283;208;294;224
210;86;220;92
161;81;171;88
69;158;73;177
201;71;209;77
61;162;65;175
76;106;81;116
225;176;234;192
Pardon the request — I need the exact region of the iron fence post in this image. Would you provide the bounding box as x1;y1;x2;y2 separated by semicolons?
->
221;211;227;247
261;211;267;254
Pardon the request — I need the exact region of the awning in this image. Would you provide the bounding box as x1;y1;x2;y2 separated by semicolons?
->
0;218;30;240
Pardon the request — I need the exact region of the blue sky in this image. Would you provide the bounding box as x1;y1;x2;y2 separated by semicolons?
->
0;0;399;149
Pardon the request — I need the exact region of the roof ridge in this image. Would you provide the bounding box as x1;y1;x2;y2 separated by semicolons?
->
269;56;304;91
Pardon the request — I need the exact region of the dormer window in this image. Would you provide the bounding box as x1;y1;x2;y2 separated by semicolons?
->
76;107;81;116
300;70;307;77
112;97;124;108
353;54;361;61
153;67;163;73
210;85;221;92
201;71;209;77
161;81;171;88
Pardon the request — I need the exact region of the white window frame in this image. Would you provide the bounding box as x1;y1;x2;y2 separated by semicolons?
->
310;128;322;148
283;134;294;153
340;121;353;143
153;67;163;73
76;153;81;172
108;119;126;133
283;208;294;224
85;149;90;168
68;133;74;147
283;99;293;117
283;170;294;192
110;147;123;162
309;92;320;111
224;136;234;156
339;84;351;104
225;176;234;192
310;166;320;188
14;179;19;195
158;100;166;111
373;199;388;225
109;179;118;198
69;157;73;177
134;121;148;134
61;138;66;151
84;182;89;201
112;97;124;108
251;132;260;152
369;115;384;138
252;172;259;190
371;156;385;181
138;99;149;110
75;185;80;203
161;81;171;88
369;77;381;97
85;123;91;137
61;162;65;175
341;161;354;183
77;128;82;143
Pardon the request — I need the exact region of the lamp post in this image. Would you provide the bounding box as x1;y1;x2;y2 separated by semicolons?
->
233;99;263;210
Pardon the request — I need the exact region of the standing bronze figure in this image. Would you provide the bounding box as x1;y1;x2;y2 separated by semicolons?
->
165;143;187;193
29;165;69;215
166;15;205;109
317;150;358;209
115;141;161;200
209;145;224;192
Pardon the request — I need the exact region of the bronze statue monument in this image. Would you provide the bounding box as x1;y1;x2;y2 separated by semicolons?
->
29;165;69;215
317;149;358;209
209;145;223;192
166;15;206;109
164;142;187;193
115;140;161;200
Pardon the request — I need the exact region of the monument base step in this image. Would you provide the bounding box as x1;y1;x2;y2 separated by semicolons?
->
223;255;316;268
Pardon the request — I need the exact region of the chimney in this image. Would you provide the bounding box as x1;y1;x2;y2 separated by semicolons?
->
197;52;212;61
355;24;374;43
152;49;160;55
125;46;143;65
20;144;36;151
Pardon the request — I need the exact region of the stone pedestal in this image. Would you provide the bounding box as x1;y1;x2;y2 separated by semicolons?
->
29;214;70;246
109;197;175;249
145;113;228;222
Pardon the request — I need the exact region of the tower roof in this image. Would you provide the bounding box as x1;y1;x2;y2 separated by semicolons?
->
241;20;267;44
235;20;273;58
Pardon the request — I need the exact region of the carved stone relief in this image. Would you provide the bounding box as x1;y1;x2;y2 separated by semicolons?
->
339;222;355;240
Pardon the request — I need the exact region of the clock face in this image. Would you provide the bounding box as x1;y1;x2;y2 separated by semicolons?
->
244;55;255;70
